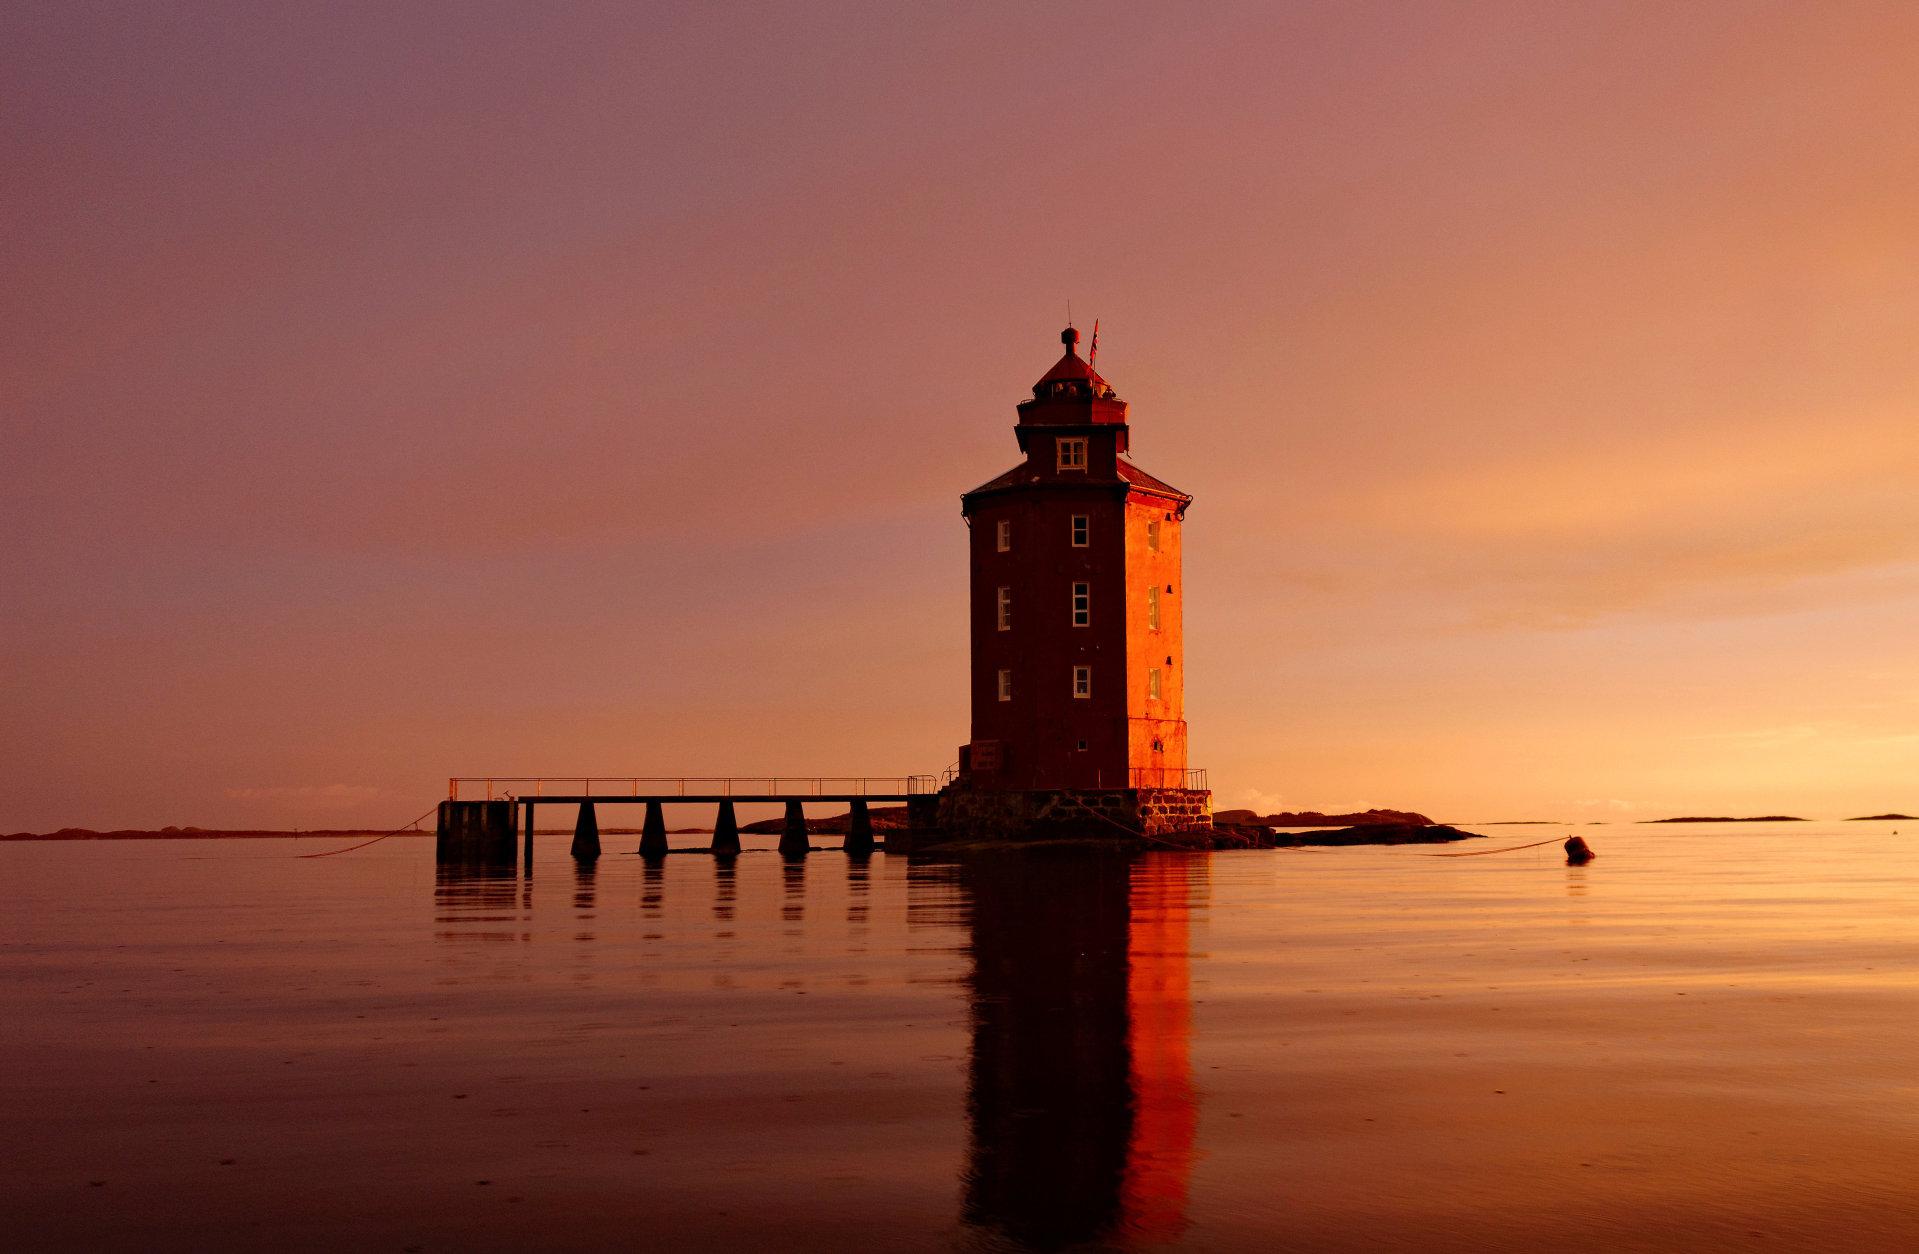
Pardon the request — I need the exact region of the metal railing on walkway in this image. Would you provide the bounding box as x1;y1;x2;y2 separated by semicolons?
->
449;776;938;802
1131;767;1208;791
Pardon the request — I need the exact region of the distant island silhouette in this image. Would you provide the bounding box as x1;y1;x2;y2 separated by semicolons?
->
1641;816;1807;824
1849;813;1916;821
1212;807;1433;828
742;805;913;835
2;826;433;841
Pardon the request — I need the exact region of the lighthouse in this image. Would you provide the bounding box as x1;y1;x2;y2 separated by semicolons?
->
943;326;1211;839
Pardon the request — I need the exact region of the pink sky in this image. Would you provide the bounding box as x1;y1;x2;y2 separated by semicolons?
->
4;2;1916;830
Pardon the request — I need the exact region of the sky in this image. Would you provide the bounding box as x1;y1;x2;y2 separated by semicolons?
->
4;1;1917;830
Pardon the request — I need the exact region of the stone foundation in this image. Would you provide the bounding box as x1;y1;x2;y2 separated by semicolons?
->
914;785;1213;845
1135;787;1213;837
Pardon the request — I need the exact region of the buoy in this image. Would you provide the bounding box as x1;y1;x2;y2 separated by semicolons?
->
1564;834;1595;866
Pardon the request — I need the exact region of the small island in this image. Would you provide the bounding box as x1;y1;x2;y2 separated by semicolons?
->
1640;815;1806;824
1;826;429;841
1849;813;1916;822
1213;807;1433;828
742;805;912;835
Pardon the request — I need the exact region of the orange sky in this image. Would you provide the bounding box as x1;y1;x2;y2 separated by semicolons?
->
3;2;1915;829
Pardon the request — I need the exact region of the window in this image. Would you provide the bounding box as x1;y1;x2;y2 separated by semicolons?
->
1057;437;1087;470
1071;514;1089;547
996;586;1011;631
1071;581;1090;626
1148;667;1163;701
996;519;1010;552
1076;739;1088;751
1146;520;1160;552
997;669;1012;702
1072;665;1091;699
1148;585;1160;630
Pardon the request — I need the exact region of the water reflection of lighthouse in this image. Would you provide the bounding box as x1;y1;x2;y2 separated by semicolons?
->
948;852;1207;1247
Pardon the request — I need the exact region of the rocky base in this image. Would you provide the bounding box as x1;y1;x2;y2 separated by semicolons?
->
910;786;1214;846
1212;806;1434;828
1237;823;1484;847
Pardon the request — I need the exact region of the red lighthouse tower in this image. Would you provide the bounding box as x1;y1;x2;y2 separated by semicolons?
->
948;327;1210;838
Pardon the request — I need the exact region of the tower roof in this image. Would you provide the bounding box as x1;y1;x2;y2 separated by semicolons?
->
1033;325;1114;395
962;456;1190;506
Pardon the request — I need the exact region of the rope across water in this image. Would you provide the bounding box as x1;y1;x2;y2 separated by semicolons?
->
1426;835;1568;858
296;804;441;858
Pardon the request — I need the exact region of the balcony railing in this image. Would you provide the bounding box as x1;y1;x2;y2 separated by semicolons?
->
449;776;938;801
1130;767;1207;791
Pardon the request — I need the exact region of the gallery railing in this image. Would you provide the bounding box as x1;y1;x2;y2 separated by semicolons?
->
448;776;938;801
1129;767;1208;791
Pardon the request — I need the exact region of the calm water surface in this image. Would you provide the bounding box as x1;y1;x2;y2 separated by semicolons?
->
6;822;1919;1250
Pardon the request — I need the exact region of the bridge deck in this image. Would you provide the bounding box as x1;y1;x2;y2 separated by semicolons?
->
519;794;912;805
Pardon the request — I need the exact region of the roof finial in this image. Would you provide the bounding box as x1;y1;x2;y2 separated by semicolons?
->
1061;324;1080;354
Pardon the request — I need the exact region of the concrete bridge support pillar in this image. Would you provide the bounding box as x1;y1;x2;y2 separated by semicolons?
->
779;800;810;859
571;800;601;861
437;799;517;862
639;800;669;860
711;800;741;858
844;799;874;858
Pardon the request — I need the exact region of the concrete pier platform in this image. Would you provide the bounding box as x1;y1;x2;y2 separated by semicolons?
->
436;800;517;862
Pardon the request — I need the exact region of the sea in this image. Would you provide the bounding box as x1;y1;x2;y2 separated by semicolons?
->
5;819;1919;1251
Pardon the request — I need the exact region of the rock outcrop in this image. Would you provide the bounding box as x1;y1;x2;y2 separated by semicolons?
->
1213;807;1433;829
1266;823;1481;846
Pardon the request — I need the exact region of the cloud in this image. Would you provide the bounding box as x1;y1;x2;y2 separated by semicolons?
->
1333;409;1919;628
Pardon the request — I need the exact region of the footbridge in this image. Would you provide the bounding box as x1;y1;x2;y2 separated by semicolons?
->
438;776;940;862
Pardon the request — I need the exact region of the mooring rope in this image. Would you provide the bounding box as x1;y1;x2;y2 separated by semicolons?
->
1426;835;1568;858
295;805;441;859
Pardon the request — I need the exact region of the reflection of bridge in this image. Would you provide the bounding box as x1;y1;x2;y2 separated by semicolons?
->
438;776;938;862
430;848;1204;1244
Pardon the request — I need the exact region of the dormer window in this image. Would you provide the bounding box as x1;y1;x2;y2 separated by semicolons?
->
1056;437;1087;471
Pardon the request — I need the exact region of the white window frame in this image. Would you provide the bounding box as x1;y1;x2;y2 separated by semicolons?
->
1148;667;1163;701
1056;437;1088;470
1071;581;1090;627
996;586;1011;631
997;669;1012;702
1148;584;1160;631
1147;520;1160;552
1072;665;1091;699
1071;514;1089;547
996;519;1010;552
